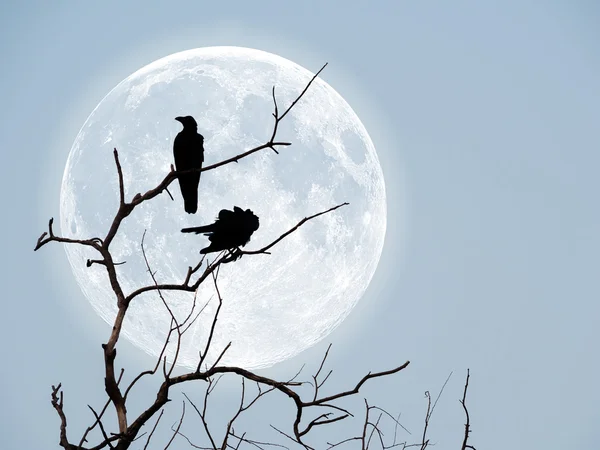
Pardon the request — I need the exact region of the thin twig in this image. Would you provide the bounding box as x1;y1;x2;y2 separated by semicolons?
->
313;343;333;402
242;203;349;257
460;369;476;450
164;401;185;449
196;271;224;372
142;409;164;450
184;392;218;450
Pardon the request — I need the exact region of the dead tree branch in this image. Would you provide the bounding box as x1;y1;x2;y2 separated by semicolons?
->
241;202;349;257
460;370;476;450
142;409;164;450
50;384;76;450
33;62;429;450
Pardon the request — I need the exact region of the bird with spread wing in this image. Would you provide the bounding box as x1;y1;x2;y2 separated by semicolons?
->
181;207;260;259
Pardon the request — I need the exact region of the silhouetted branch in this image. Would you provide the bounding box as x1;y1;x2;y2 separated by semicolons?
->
194;359;409;447
228;432;289;450
269;63;328;143
269;426;299;448
312;343;333;402
242;202;349;257
33;61;447;450
184;391;218;450
183;256;206;286
34;217;103;252
122;232;204;402
167;429;206;450
326;436;361;449
123;325;172;401
164;401;185;450
50;384;76;450
139;229;204;377
88;406;114;450
219;379;277;449
460;370;476;450
142;409;163;450
326;400;408;450
302;362;410;408
364;401;383;450
87;259;126;268
79;369;124;448
196;271;224;372
416;373;453;450
371;406;411;436
209;341;231;371
124;202;349;303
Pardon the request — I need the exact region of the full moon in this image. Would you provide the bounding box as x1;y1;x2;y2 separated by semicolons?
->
60;46;387;370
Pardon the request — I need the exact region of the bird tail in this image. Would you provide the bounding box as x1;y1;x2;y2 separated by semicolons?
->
183;191;198;214
181;224;213;234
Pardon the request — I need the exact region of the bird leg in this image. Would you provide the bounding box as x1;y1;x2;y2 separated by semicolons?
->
231;247;243;261
221;248;243;264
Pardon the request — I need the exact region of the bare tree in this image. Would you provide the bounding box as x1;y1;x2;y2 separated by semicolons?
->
35;63;475;450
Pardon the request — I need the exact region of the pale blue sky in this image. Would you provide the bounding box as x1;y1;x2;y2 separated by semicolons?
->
1;1;599;449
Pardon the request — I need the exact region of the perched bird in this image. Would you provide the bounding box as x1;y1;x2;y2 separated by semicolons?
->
173;115;204;214
181;206;260;254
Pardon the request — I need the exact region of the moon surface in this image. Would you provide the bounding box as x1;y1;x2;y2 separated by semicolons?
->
60;46;387;370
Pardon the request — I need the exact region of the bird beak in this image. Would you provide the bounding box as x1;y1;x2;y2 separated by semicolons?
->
175;116;183;123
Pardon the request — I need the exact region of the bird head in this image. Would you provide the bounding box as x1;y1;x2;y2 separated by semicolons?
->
175;116;198;129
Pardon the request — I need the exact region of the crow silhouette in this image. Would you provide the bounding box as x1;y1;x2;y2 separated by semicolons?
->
181;206;260;254
173;115;204;214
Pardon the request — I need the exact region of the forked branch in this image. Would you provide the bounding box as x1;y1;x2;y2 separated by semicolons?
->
35;62;421;450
